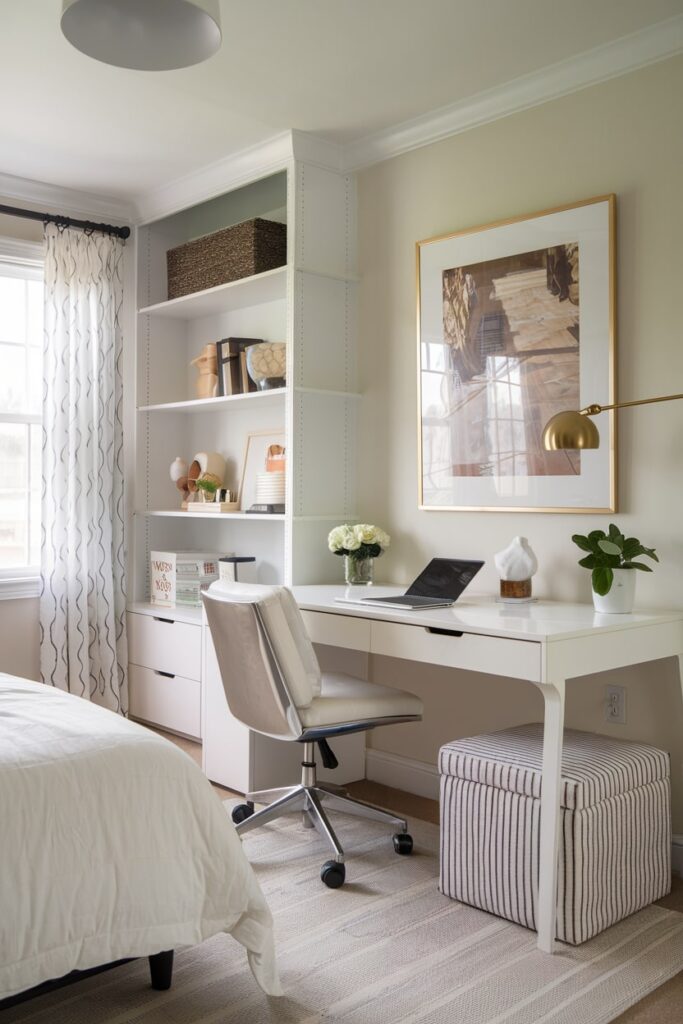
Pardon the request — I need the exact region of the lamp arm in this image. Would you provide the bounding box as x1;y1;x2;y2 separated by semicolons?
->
581;392;683;416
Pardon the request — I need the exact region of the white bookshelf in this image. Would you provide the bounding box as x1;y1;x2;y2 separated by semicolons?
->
130;154;358;608
127;144;363;778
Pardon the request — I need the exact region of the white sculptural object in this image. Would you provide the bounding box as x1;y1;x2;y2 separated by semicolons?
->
495;536;538;581
169;457;187;483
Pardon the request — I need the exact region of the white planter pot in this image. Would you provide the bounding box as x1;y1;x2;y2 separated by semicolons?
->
592;568;636;614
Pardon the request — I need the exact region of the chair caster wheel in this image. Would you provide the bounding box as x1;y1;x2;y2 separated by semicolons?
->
393;832;413;855
320;860;346;889
231;803;255;825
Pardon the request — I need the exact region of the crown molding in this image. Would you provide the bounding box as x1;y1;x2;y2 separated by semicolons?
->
0;171;133;224
290;130;345;173
133;130;346;224
133;131;295;224
343;13;683;171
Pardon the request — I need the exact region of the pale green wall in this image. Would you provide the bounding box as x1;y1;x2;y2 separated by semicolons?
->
356;56;683;826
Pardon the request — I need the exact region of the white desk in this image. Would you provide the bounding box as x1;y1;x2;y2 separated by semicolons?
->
292;584;683;952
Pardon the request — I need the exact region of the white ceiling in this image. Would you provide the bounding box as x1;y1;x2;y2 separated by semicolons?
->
0;0;682;204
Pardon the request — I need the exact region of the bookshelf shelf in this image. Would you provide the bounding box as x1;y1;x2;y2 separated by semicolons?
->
138;266;287;320
137;510;286;522
138;388;286;414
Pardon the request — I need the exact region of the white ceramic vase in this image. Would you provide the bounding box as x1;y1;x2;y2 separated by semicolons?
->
592;568;636;614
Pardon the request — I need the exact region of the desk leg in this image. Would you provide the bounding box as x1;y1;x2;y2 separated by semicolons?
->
536;679;566;953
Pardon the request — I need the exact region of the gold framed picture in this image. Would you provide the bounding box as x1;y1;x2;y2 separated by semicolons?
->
417;195;616;513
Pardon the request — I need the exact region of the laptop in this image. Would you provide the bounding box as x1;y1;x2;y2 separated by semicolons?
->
335;558;484;610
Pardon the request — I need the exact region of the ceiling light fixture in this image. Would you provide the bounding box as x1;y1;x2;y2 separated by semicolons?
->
542;392;683;450
61;0;222;71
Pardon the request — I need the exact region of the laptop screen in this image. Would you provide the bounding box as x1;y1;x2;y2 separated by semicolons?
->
405;558;484;600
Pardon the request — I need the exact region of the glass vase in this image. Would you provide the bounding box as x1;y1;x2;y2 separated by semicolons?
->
344;555;374;586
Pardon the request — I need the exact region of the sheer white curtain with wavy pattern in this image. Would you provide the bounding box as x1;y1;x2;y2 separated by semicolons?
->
40;224;128;713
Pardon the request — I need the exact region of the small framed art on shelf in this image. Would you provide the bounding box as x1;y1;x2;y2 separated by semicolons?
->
239;429;286;513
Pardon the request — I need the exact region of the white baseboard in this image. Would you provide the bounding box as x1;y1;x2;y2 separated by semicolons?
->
366;749;439;801
366;752;683;876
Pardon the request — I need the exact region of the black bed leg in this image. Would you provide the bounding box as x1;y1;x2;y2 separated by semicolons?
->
149;950;174;990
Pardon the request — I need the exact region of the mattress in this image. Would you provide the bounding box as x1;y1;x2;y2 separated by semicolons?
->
0;675;281;999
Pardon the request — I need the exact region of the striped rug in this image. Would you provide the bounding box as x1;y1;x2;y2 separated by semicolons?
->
5;805;683;1024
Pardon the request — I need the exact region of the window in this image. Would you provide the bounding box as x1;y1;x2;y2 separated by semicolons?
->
0;237;43;597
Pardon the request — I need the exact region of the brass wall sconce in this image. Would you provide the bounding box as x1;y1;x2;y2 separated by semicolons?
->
543;392;683;450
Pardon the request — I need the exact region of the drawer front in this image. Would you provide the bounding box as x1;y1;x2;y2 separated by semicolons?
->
129;663;201;739
370;621;541;682
300;610;371;652
127;612;201;680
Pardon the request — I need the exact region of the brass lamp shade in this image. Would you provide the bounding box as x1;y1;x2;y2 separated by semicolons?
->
542;410;600;450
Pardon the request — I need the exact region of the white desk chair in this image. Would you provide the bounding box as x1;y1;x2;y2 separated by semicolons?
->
202;582;423;888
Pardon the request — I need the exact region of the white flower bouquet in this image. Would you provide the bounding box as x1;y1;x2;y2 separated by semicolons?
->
328;523;390;561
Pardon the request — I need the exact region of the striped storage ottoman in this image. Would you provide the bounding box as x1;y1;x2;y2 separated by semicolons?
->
439;724;671;944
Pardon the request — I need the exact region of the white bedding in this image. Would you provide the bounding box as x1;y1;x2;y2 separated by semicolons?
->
0;675;281;1000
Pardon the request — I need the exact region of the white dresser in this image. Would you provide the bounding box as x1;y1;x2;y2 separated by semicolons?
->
127;605;203;740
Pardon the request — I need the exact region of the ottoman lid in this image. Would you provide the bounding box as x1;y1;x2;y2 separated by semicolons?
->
439;724;669;810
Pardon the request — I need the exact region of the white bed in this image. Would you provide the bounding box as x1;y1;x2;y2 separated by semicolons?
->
0;674;281;1001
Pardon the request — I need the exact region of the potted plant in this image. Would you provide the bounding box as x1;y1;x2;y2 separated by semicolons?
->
571;524;658;613
328;523;390;585
195;475;220;503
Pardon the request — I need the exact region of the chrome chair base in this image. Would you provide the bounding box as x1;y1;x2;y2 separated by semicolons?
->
233;742;409;867
236;781;408;863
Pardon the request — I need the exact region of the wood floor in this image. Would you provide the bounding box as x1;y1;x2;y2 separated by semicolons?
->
158;729;683;1023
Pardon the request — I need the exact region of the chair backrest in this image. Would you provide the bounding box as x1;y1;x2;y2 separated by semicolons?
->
202;582;322;740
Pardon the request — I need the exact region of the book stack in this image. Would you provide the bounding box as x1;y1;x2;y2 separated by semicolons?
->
150;551;221;609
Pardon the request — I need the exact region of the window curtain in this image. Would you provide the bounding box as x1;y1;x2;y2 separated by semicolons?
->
40;224;128;714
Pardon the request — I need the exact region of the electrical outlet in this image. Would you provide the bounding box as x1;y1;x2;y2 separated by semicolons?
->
604;684;627;725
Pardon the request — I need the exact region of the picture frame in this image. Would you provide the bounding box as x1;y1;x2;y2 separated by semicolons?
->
238;429;286;512
417;195;616;513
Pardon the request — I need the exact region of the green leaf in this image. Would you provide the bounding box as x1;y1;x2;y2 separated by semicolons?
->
588;529;607;542
640;546;659;562
571;534;593;552
623;561;653;572
578;555;596;569
608;523;623;542
592;565;614;596
622;538;642;559
598;539;622;556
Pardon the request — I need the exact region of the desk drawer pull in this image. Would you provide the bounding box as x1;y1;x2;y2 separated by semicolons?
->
426;627;464;637
153;616;174;624
153;669;175;679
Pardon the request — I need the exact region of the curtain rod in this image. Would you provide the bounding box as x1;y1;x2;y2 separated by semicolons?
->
0;202;131;241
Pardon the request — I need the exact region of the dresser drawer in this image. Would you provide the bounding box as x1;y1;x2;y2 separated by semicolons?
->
370;621;541;682
127;612;201;680
300;610;371;652
129;663;201;738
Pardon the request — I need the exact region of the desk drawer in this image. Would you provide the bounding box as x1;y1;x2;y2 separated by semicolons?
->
300;610;371;652
129;663;201;738
370;621;541;682
127;612;201;680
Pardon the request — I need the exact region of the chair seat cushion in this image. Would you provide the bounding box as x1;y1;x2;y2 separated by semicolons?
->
297;673;423;729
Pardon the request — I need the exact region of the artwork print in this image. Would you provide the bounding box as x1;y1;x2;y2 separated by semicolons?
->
418;196;615;512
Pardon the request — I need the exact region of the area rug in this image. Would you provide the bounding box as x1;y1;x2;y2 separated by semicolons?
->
4;804;683;1024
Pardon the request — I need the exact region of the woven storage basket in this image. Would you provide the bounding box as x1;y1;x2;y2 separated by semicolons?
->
166;217;287;300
